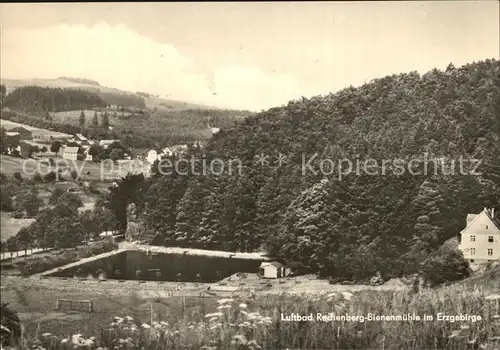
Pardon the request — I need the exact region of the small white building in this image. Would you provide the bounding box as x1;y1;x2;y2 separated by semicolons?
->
99;140;119;149
147;149;160;164
259;261;288;279
459;207;500;264
99;231;114;239
62;146;79;161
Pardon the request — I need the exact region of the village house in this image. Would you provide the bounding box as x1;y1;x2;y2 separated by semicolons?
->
146;149;160;164
82;146;93;161
72;133;91;146
8;127;32;140
459;207;500;264
99;140;119;149
259;261;289;279
61;146;80;161
4;132;21;154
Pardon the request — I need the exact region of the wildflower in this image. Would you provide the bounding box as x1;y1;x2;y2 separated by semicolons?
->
205;312;223;318
125;315;134;322
61;338;69;344
239;303;248;309
41;332;52;337
460;325;470;330
141;323;151;329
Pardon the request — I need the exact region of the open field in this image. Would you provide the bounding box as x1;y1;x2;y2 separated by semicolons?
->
1;273;499;349
0;154;148;180
0;212;35;241
0;119;72;139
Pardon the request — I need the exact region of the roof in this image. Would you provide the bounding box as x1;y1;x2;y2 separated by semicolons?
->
63;147;79;153
466;214;478;226
75;133;87;141
260;261;284;268
461;208;500;234
100;140;118;145
5;132;20;136
11;126;31;133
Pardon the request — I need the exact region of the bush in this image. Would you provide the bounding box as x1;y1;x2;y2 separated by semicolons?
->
18;250;78;276
33;172;43;182
0;302;21;347
12;172;22;181
78;238;118;258
44;171;57;183
70;170;79;180
421;246;471;287
49;187;65;204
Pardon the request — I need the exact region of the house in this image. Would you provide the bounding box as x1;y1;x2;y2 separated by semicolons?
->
73;134;90;146
459;207;500;264
4;132;20;152
8;127;32;140
171;144;189;156
99;140;119;149
61;146;79;161
259;261;288;279
82;146;93;161
147;149;160;164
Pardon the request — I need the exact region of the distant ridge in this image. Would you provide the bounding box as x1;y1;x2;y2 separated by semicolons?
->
58;77;101;86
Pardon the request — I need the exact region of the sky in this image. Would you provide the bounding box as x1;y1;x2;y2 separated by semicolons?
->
1;2;499;111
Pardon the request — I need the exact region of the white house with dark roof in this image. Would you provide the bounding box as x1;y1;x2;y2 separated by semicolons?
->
61;146;79;161
259;261;289;279
459;207;500;264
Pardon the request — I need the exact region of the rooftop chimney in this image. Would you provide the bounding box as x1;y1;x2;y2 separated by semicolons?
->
492;208;495;219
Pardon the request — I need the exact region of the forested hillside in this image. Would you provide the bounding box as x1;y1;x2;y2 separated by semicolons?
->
113;59;500;282
3;86;107;113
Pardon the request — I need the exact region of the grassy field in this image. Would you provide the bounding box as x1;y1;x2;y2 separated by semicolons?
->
0;154;148;181
0;212;35;241
0;119;72;139
1;274;499;349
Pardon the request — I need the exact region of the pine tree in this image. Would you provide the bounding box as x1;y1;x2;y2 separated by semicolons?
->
79;110;86;130
101;111;110;129
92;110;99;127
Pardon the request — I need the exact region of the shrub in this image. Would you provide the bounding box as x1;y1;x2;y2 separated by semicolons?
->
421;245;471;287
78;238;118;258
49;187;65;204
0;302;21;347
70;170;79;180
18;251;78;276
12;172;22;181
33;172;43;182
44;171;57;183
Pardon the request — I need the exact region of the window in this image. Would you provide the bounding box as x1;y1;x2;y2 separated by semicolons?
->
470;259;475;263
470;248;476;255
486;225;489;230
470;235;476;242
488;249;493;256
489;236;494;243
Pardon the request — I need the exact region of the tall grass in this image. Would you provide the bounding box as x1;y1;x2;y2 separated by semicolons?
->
11;279;500;349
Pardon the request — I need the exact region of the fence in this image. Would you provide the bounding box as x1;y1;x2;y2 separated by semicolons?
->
56;299;93;313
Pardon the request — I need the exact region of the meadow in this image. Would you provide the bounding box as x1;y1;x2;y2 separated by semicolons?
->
1;273;499;349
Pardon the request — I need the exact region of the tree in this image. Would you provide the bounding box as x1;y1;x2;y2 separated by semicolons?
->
50;141;62;154
15;190;43;218
6;237;18;258
101;111;110;129
0;186;14;212
1;302;22;347
92;110;99;127
13;172;22;181
88;144;104;161
109;148;124;161
57;192;83;210
420;245;471;286
79;110;86;130
49;187;65;204
70;170;79;180
16;227;33;257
